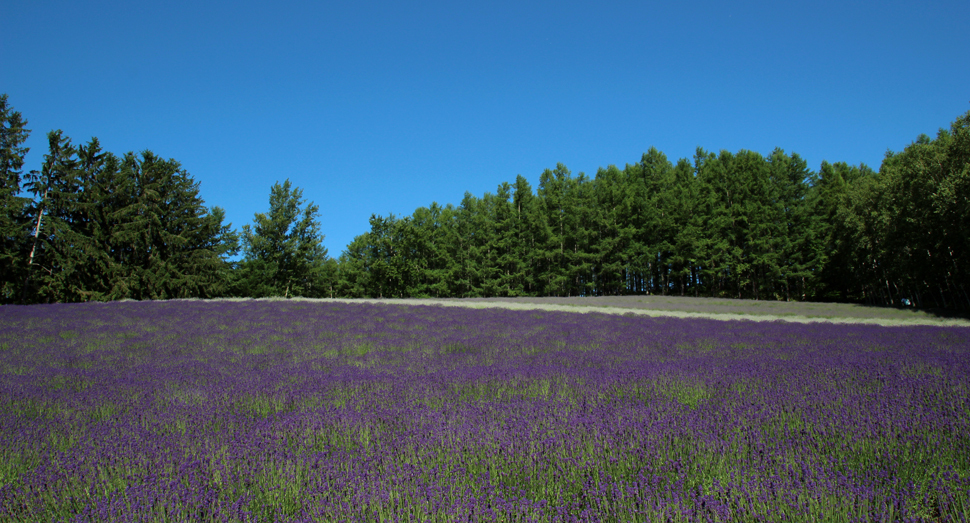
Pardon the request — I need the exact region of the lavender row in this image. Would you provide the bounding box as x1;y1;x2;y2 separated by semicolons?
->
1;300;968;522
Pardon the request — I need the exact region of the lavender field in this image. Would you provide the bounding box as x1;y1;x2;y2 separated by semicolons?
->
1;301;968;522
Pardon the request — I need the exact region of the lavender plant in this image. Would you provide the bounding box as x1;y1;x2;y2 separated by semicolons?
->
0;300;968;522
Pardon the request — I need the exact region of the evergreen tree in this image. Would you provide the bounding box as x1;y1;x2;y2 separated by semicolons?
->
405;205;440;297
669;158;702;296
455;193;485;297
363;214;401;298
435;204;463;296
641;148;677;295
735;149;783;300
476;184;523;297
0;94;31;302
622;148;675;294
207;205;241;295
325;110;967;309
569;173;597;296
104;151;232;300
37;137;114;302
434;194;474;297
21;130;78;302
814;160;875;302
691;148;729;296
537;163;576;296
767;149;818;300
511;175;545;296
410;203;452;297
592;165;627;295
336;234;371;298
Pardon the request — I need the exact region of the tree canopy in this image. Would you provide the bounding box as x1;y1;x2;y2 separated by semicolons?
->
0;94;31;301
334;111;970;309
234;180;330;298
2;92;966;310
1;96;238;304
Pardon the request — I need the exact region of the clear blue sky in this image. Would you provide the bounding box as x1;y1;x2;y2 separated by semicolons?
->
3;0;968;256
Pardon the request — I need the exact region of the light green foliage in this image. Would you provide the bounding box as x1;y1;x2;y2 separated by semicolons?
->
237;179;330;298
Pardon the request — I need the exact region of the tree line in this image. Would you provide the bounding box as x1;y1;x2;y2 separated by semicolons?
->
2;94;967;309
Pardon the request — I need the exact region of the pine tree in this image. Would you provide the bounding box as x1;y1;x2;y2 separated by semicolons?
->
874;111;970;309
104;151;237;300
207;206;240;295
455;193;485;297
336;234;371;298
734;149;782;300
569;173;596;296
625;148;676;295
814;160;876;302
364;214;397;298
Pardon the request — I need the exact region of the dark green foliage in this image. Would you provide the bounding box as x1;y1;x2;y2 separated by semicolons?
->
537;163;579;296
628;148;677;295
0;94;31;302
824;112;970;309
511;175;545;295
21;130;80;302
21;142;236;302
482;183;518;297
325;110;968;310
813;160;876;302
6;90;967;310
766;149;819;301
236;180;329;298
412;203;456;298
336;214;406;299
5;94;236;303
102;151;234;300
591;165;627;296
669;158;703;296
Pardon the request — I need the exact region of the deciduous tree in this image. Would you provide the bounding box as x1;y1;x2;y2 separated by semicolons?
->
238;180;329;298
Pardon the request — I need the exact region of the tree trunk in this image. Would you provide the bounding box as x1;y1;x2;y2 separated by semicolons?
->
22;186;49;304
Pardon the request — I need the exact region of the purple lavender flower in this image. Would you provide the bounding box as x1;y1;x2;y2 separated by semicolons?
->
0;300;967;521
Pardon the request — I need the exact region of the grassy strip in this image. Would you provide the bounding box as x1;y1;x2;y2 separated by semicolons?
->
311;297;970;327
